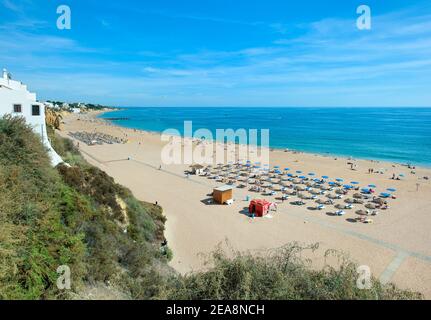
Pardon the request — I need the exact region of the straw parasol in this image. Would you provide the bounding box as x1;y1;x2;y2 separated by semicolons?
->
365;203;377;209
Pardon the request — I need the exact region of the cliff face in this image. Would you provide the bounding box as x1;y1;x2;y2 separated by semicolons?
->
0;116;172;300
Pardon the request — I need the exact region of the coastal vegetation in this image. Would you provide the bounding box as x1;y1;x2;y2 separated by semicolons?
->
0;116;169;299
0;115;422;300
45;108;63;130
165;244;421;300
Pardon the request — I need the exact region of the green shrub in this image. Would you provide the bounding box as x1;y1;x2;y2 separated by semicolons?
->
165;243;422;300
0;116;86;299
0;116;165;299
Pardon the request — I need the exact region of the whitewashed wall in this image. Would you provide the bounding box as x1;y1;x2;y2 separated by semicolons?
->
0;76;63;166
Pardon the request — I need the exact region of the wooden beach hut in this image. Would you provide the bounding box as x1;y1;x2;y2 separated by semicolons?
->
213;185;234;204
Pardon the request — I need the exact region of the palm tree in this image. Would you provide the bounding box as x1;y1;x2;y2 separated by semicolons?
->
45;108;63;130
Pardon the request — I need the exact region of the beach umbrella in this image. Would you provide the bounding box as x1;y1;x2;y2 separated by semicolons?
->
308;173;316;176
322;176;329;179
274;166;280;169
365;203;377;209
313;178;321;182
336;178;344;182
351;181;359;185
368;184;377;188
361;188;371;193
288;173;293;177
284;168;290;171
343;185;353;189
328;182;336;186
387;188;397;192
296;171;303;174
299;176;307;179
380;192;391;198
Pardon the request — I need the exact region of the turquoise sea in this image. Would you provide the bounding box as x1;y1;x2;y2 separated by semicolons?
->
99;107;431;167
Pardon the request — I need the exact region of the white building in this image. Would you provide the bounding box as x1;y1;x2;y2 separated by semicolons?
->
0;69;63;166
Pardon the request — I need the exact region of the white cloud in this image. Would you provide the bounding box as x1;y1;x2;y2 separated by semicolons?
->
1;0;22;13
1;2;431;107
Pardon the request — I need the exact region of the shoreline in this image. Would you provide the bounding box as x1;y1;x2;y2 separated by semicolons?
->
96;109;431;171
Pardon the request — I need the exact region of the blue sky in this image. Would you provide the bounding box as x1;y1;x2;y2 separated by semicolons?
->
1;0;431;107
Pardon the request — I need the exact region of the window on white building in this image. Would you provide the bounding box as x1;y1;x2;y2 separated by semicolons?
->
32;105;40;116
13;104;22;113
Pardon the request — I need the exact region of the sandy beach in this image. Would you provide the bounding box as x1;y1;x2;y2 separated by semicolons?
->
59;111;431;298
